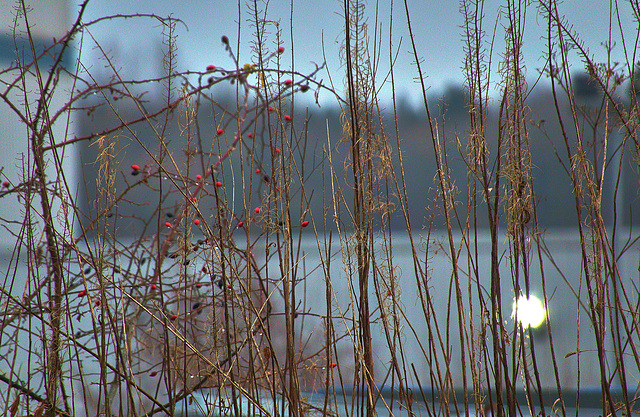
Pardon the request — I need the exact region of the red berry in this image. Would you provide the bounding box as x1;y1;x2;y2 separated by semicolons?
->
215;181;223;187
78;290;87;297
2;181;9;188
275;186;280;191
131;164;140;171
274;148;281;154
331;362;337;368
284;79;293;86
165;222;172;228
221;35;229;44
196;174;202;180
255;168;261;175
237;221;244;228
94;300;101;306
150;284;157;291
149;371;158;377
301;220;309;228
268;106;275;112
284;115;292;121
277;46;285;54
254;207;261;214
206;64;216;71
194;219;200;225
216;128;224;135
227;284;232;289
170;314;178;321
247;133;254;139
195;283;202;288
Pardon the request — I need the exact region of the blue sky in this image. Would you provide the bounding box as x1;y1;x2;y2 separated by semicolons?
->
78;0;638;106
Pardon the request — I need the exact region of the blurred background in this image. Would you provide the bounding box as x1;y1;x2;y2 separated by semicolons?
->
1;0;639;412
2;0;638;232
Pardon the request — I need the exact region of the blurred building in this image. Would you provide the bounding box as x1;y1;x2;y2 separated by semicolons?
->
0;0;78;248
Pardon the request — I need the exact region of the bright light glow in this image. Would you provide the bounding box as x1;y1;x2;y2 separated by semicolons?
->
512;294;546;329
